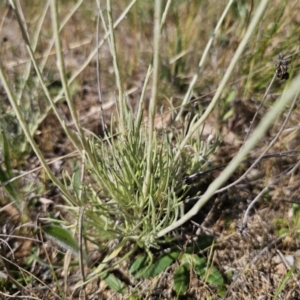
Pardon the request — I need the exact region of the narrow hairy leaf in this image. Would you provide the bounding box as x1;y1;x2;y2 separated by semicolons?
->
42;225;79;255
0;131;19;203
1;130;13;178
73;160;81;196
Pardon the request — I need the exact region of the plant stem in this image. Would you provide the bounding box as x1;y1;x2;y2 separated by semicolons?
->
142;0;161;199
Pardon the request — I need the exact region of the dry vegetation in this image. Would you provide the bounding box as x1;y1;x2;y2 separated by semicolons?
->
1;0;300;299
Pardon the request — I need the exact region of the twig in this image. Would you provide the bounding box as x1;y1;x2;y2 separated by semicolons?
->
242;72;276;146
183;150;300;185
223;233;286;299
215;88;300;194
240;166;293;233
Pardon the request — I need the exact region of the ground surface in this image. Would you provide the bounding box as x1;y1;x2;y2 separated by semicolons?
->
1;1;300;299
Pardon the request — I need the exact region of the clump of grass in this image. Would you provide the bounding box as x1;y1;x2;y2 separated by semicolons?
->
2;0;300;298
1;0;219;295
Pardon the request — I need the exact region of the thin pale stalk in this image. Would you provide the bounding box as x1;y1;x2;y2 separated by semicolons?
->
142;0;161;199
174;0;270;163
40;0;83;71
241;162;295;232
242;73;277;146
160;0;172;31
136;65;152;128
0;151;78;188
95;2;106;136
216;84;299;194
9;0;83;155
50;1;84;143
158;71;300;238
107;0;125;134
176;0;234;121
14;0;50;104
0;63;73;202
78;206;86;299
33;0;136;135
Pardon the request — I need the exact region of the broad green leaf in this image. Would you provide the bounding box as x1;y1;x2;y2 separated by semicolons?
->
193;255;207;277
141;251;179;278
42;225;79;255
179;253;193;264
194;255;224;286
174;263;190;296
129;255;150;278
205;266;224;286
217;286;227;297
102;272;126;294
130;251;179;279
